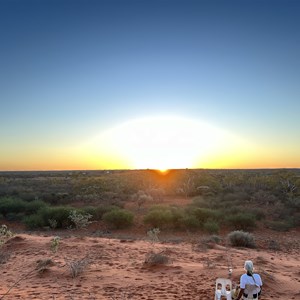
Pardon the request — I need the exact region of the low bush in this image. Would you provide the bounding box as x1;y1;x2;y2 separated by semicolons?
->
225;213;256;231
6;212;24;221
265;220;293;232
189;207;219;225
68;210;92;229
23;214;45;229
203;220;220;234
38;206;73;228
143;208;173;228
83;205;119;221
182;215;201;231
24;199;48;215
228;230;255;248
0;197;27;218
36;258;55;274
144;250;171;266
169;206;185;229
103;209;134;229
67;257;90;278
247;208;265;221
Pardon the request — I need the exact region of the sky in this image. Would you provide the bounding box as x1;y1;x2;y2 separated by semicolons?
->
0;0;299;171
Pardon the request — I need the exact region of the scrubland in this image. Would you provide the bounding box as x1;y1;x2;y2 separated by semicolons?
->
0;169;299;299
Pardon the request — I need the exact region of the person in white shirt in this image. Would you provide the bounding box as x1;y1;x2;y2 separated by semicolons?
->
235;260;262;299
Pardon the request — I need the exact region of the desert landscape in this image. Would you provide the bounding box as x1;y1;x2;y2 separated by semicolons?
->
0;169;299;299
2;1;300;299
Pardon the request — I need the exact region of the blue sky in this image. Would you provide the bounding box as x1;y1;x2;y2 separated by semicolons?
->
1;0;299;170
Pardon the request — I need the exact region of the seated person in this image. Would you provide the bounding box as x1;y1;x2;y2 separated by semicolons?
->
234;260;262;299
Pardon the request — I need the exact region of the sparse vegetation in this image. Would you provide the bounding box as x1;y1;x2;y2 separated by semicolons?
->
203;220;220;234
225;213;257;231
228;230;256;248
0;169;299;234
0;225;13;246
144;250;171;266
67;257;90;278
50;236;60;253
103;209;134;229
36;258;55;274
68;210;92;229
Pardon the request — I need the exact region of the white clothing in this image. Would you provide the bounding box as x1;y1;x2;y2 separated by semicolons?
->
240;273;262;295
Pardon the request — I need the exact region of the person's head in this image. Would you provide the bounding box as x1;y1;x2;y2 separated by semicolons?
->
244;260;254;273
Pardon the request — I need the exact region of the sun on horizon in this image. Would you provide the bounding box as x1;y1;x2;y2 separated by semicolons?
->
81;116;258;171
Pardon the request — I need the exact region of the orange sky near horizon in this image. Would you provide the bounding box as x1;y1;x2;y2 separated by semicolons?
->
1;116;299;171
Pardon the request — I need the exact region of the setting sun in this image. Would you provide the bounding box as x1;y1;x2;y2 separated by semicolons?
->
83;116;251;170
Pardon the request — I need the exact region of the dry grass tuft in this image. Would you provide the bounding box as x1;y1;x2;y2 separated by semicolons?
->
67;257;90;278
36;258;55;274
144;250;171;266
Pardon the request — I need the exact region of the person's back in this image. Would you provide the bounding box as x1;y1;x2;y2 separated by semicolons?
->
234;260;262;300
240;272;262;297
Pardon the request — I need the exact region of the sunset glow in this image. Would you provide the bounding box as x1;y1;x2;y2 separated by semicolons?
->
1;1;299;171
81;116;261;171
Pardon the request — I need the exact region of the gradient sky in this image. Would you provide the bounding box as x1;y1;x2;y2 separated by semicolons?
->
1;0;299;170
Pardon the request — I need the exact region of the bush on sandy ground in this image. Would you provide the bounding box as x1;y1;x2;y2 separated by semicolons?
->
38;206;73;228
225;213;256;231
24;199;48;215
143;208;173;229
0;197;27;218
23;214;45;229
182;214;201;231
228;230;256;248
188;207;220;225
265;220;294;232
36;258;55;274
82;205;119;221
67;257;90;278
144;250;171;266
68;210;92;229
203;220;220;234
103;209;134;229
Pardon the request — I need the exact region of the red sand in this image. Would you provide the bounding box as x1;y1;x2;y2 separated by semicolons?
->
1;232;299;299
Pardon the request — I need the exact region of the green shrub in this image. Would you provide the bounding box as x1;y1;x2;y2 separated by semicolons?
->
203;220;219;234
223;192;249;202
103;209;134;229
247;208;265;221
225;213;256;231
0;197;27;218
189;207;219;225
24;200;48;215
23;214;45;229
265;220;293;232
6;212;24;221
143;209;173;228
182;215;201;230
191;196;209;208
228;230;255;248
38;206;73;228
222;206;244;215
83;205;119;221
169;206;184;229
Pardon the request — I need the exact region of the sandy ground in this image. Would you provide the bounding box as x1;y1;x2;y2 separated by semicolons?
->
0;231;299;300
